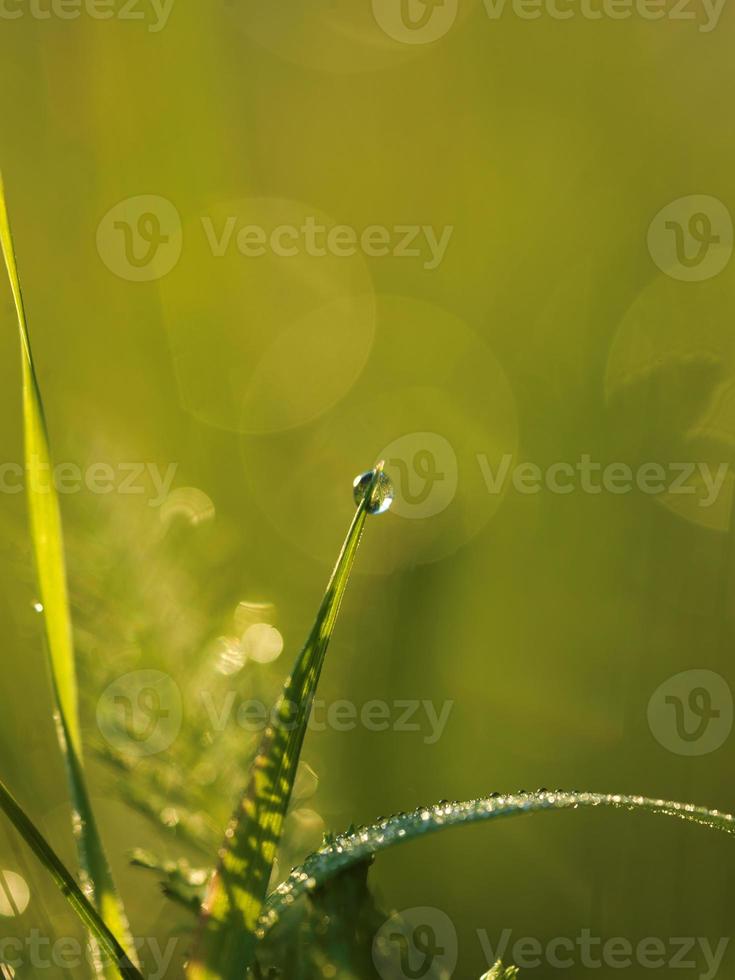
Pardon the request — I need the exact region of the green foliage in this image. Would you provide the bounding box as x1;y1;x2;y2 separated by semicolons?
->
257;791;735;937
129;849;210;913
253;858;390;980
0;778;143;980
0;176;734;980
0;173;137;976
480;961;520;980
187;469;385;980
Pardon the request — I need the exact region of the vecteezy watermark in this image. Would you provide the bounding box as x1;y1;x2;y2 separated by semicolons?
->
0;0;175;31
648;670;733;756
372;0;725;43
648;196;733;281
381;432;459;519
373;910;731;980
199;694;454;745
95;670;454;756
477;928;730;978
97;195;183;281
478;455;730;506
0;932;178;979
200;215;454;270
0;458;178;507
97;670;183;757
371;0;460;44
381;434;731;521
96;195;453;281
373;907;459;979
480;0;726;31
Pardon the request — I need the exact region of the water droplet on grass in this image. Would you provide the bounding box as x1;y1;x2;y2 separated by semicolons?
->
352;468;394;515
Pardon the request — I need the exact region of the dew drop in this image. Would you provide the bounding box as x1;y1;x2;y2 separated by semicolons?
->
352;468;394;515
160;808;180;828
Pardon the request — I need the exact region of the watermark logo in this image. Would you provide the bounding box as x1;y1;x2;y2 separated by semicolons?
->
0;0;175;31
648;669;733;756
97;195;182;282
371;0;459;43
478;454;729;507
647;196;733;282
373;0;726;40
373;907;458;979
0;458;178;507
200;214;452;269
201;694;453;745
98;199;452;281
375;914;732;979
381;432;458;519
97;669;182;757
482;0;726;30
479;926;729;977
0;931;178;979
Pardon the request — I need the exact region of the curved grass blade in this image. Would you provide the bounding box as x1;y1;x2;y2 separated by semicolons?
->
0;173;138;973
188;468;385;980
0;777;144;980
259;789;735;932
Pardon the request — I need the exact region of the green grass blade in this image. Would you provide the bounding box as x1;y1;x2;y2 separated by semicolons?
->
480;962;519;980
0;173;138;973
188;469;384;980
259;789;735;932
0;777;144;980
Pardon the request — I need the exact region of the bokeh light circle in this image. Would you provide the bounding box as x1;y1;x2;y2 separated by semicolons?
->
161;196;375;435
0;872;30;918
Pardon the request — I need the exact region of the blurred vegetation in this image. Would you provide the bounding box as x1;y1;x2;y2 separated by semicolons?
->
1;3;735;978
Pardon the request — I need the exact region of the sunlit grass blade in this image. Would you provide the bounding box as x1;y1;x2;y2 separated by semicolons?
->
0;777;144;980
0;173;138;973
188;468;385;980
259;790;735;931
480;962;519;980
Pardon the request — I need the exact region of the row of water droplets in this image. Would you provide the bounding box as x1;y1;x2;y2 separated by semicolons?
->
256;789;735;937
252;479;734;935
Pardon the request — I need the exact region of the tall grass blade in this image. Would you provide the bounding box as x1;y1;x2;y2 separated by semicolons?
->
0;173;138;973
0;777;144;980
259;790;735;931
188;468;384;980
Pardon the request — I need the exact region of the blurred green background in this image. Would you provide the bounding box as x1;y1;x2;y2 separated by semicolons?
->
1;2;734;977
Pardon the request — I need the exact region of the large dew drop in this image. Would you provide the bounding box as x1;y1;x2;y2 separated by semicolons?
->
352;469;394;515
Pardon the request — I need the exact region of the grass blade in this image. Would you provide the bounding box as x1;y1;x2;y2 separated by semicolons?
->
0;777;144;980
480;962;519;980
188;468;385;980
0;173;138;973
259;789;735;932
